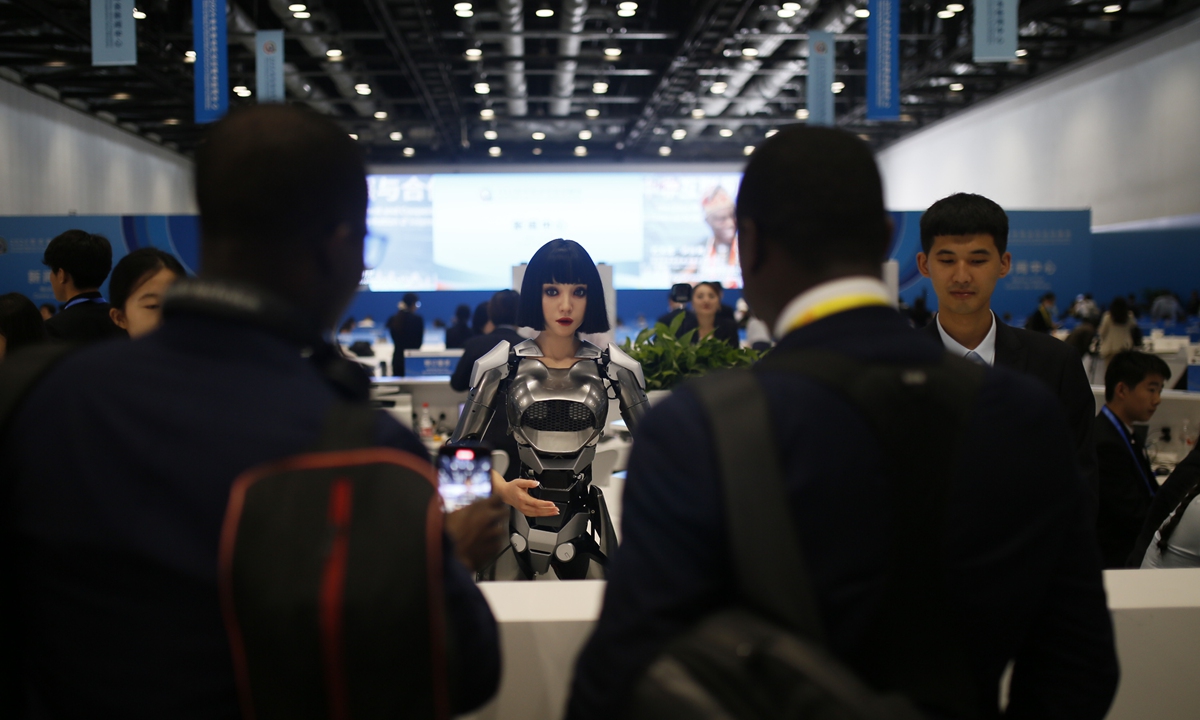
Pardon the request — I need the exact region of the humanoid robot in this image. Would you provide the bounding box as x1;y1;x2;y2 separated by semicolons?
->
450;239;649;579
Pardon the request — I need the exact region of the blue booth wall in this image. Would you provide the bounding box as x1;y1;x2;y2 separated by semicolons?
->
1091;227;1200;306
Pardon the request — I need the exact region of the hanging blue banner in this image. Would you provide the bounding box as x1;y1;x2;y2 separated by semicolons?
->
255;30;286;103
974;0;1019;62
866;0;900;120
806;31;835;127
91;0;137;66
193;0;228;123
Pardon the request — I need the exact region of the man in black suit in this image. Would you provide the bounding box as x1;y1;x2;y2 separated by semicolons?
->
916;194;1098;496
1094;350;1170;567
386;291;424;376
41;230;126;343
451;290;523;479
568;128;1117;719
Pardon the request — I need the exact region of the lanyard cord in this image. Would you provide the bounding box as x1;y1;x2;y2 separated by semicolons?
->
1101;406;1157;496
62;295;106;310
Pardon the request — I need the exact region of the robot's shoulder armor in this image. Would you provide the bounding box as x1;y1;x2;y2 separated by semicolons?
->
604;343;646;390
470;340;512;389
512;338;544;357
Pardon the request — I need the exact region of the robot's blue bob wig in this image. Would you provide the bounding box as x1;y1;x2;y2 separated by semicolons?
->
518;238;610;334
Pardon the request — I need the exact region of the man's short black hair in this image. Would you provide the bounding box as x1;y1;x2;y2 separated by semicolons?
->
919;193;1009;255
402;292;419;308
194;105;367;263
488;289;520;327
518;239;609;334
737;126;889;276
454;304;471;323
1104;350;1171;401
0;292;47;355
108;248;187;312
42;230;113;289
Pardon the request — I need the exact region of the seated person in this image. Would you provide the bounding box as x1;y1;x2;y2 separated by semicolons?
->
689;281;739;346
107;248;187;338
1095;350;1171;567
444;304;474;349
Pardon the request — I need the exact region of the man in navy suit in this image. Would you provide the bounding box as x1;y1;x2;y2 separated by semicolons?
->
916;193;1098;498
567;127;1118;719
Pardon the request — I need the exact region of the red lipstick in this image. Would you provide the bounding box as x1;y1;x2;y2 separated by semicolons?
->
556;317;573;326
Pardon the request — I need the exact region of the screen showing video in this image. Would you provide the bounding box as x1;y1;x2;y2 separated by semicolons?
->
437;447;493;512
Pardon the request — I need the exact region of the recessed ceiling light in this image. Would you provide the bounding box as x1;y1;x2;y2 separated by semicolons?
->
855;8;870;18
132;8;147;20
354;83;372;95
711;82;728;94
293;11;311;18
465;48;482;60
403;147;415;157
765;129;778;138
163;118;180;125
475;82;491;95
574;146;588;156
744;145;755;155
390;131;403;141
484;129;498;140
691;108;705;119
288;3;307;11
326;49;343;58
619;1;638;9
617;8;636;16
576;129;591;140
937;9;954;18
671;128;686;140
480;108;495;119
348;133;358;140
45;60;67;67
949;82;964;91
232;85;248;92
592;81;609;94
488;146;502;157
536;7;554;18
456;9;474;17
946;3;965;10
831;81;845;93
782;2;801;9
742;47;759;57
1103;4;1121;11
658;146;671;156
1015;48;1028;57
585;108;600;118
184;51;196;63
532;131;546;140
795;108;810;119
777;9;796;18
454;2;473;9
111;92;131;100
719;128;733;137
533;147;543;155
604;46;622;58
374;111;388;120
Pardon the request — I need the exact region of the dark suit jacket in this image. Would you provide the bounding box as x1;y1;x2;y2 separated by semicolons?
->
450;326;526;480
387;310;425;376
43;292;126;343
1128;443;1200;566
1093;411;1158;568
569;307;1117;720
445;322;473;349
924;317;1098;497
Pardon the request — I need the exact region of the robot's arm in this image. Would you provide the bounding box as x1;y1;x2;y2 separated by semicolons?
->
450;341;511;442
604;343;650;435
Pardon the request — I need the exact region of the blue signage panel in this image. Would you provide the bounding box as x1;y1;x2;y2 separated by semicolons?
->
404;353;462;378
91;0;137;66
193;0;228;123
806;31;836;127
974;0;1019;62
866;0;900;120
255;30;286;103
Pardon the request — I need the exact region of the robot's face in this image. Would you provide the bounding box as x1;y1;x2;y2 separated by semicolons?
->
542;282;587;337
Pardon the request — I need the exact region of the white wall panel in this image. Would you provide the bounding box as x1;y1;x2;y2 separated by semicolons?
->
876;15;1200;226
0;78;195;215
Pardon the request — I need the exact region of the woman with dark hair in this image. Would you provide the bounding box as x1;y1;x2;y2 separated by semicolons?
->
1098;296;1136;364
452;239;648;580
690;281;739;347
0;292;48;360
108;248;187;339
445;303;474;349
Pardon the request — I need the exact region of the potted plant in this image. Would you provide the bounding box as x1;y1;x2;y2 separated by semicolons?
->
620;312;762;400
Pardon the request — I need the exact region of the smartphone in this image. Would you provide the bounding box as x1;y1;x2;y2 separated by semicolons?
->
437;443;493;512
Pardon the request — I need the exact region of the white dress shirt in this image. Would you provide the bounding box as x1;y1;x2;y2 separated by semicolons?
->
935;311;998;366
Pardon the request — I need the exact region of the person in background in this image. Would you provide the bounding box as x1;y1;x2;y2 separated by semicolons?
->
38;304;56;322
0;293;47;361
445;303;473;349
1095;350;1171;568
656;284;690;327
1098;296;1136;365
41;229;125;343
1186;290;1200;318
1127;293;1143;318
1071;294;1101;325
1137;443;1200;568
338;317;356;334
689;281;738;346
907;293;933;328
356;315;376;328
1025;292;1057;333
107;248;186;339
387;292;424;376
1150;292;1184;323
471;301;491;336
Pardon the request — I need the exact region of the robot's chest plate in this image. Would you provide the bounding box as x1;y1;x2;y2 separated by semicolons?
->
507;359;608;454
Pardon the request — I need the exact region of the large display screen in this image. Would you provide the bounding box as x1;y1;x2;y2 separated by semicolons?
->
364;172;743;291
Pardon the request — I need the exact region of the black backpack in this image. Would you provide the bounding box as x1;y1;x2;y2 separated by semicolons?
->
631;349;985;720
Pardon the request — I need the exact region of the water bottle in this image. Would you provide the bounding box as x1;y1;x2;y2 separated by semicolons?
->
1184;418;1195;453
418;403;434;442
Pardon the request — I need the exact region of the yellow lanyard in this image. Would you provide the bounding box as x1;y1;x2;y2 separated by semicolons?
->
784;294;891;334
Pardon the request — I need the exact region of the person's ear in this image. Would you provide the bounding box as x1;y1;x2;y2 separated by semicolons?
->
738;218;764;275
917;252;931;278
109;307;128;330
999;251;1012;278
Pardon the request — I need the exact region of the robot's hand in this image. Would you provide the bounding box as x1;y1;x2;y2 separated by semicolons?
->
493;472;559;517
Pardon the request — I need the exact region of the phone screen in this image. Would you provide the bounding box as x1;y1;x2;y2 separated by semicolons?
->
437;446;493;512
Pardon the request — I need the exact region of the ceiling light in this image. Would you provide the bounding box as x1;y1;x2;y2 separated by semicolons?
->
532;131;546;140
348;134;358;140
488;146;502;157
456;9;474;17
533;147;543;155
711;81;728;94
619;1;638;9
604;46;622;58
593;81;609;94
947;3;965;10
403;147;415;157
288;3;307;11
326;48;343;58
390;131;403;141
233;85;248;93
132;8;147;20
742;47;759;57
45;60;67;67
585;108;600;118
480;108;495;119
831;81;845;93
671;128;686;140
949;82;964;91
375;111;388;120
795;108;810;119
1015;48;1028;57
163;118;180;125
484;129;498;140
536;6;555;18
782;2;801;9
293;11;311;18
765;129;778;138
355;83;372;95
1103;4;1121;11
465;48;482;60
744;145;755;155
658;146;671;156
578;129;592;140
617;8;636;16
574;146;588;156
855;8;870;18
454;2;473;9
184;51;196;63
475;82;491;95
719;128;733;137
111;92;131;100
691;108;705;119
937;9;954;18
777;9;796;18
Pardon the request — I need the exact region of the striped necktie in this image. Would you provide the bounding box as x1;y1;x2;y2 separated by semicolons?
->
964;350;988;366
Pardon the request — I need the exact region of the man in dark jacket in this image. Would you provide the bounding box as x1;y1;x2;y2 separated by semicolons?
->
41;230;126;343
387;291;424;376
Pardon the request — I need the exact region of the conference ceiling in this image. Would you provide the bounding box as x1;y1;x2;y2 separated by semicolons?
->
2;0;1196;162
